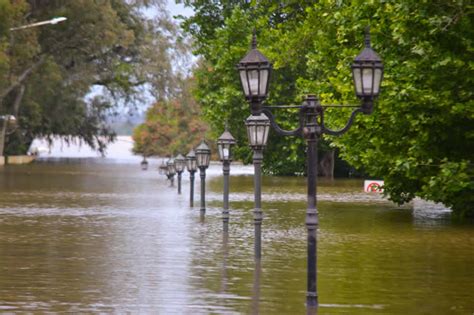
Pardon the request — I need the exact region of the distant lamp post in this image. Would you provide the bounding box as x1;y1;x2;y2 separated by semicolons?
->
217;126;236;232
175;154;186;194
159;159;167;175
166;156;176;187
237;27;383;308
141;156;148;170
195;140;211;216
186;149;198;207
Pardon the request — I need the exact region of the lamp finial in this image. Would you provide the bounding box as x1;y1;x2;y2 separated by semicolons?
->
251;28;257;49
364;26;371;48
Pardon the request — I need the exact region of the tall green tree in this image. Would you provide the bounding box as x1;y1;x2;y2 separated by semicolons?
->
179;1;473;217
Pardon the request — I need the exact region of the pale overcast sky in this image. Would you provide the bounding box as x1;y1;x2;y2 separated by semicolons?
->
166;0;193;18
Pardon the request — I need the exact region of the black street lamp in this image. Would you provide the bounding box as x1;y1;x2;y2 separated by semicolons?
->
237;27;383;308
159;159;167;176
195;140;211;216
166;156;176;187
217;127;236;232
175;154;186;194
141;156;148;171
186;149;198;207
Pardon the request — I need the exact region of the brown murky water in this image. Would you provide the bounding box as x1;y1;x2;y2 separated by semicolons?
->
0;160;473;314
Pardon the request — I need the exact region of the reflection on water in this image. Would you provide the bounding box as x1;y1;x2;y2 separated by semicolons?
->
0;160;473;314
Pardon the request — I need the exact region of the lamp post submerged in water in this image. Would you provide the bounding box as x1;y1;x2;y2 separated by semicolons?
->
237;27;383;308
141;156;148;170
217;127;236;232
244;113;270;261
186;149;197;207
166;156;176;187
159;159;167;176
195;140;211;216
175;154;186;194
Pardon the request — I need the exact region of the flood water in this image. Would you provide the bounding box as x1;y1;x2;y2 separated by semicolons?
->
0;159;473;314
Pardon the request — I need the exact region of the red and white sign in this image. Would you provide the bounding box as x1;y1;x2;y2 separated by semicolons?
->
364;180;384;193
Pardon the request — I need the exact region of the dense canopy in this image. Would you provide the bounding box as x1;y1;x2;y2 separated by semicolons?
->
178;0;473;217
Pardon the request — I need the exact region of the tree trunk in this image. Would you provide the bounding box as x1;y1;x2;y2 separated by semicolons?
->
319;149;335;179
0;119;6;156
13;84;26;116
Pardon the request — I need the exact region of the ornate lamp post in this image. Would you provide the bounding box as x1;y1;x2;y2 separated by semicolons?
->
237;27;383;308
140;156;148;170
195;140;211;216
159;159;167;176
186;149;198;207
175;154;186;194
166;156;176;187
217;127;236;232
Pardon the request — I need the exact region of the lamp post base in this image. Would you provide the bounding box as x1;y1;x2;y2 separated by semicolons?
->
306;293;318;308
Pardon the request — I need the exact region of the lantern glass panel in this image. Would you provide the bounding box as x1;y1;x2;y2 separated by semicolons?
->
362;67;374;95
257;124;268;146
248;69;259;95
259;68;269;96
218;143;231;161
353;67;362;95
186;158;196;172
246;124;256;146
239;70;250;96
175;155;186;172
218;144;224;160
196;153;204;167
373;68;382;94
223;147;230;160
196;151;210;167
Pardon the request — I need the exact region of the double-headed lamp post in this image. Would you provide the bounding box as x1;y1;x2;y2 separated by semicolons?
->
217;127;236;232
186;149;198;207
166;156;176;187
195;140;211;216
175;154;186;194
237;27;383;308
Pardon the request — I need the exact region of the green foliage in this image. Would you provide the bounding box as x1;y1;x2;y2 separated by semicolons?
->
132;77;208;156
180;3;327;174
180;1;474;217
0;0;182;154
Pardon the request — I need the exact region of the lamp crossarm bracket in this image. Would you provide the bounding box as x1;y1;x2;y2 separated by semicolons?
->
262;108;303;137
321;108;363;136
321;104;361;108
264;104;304;109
